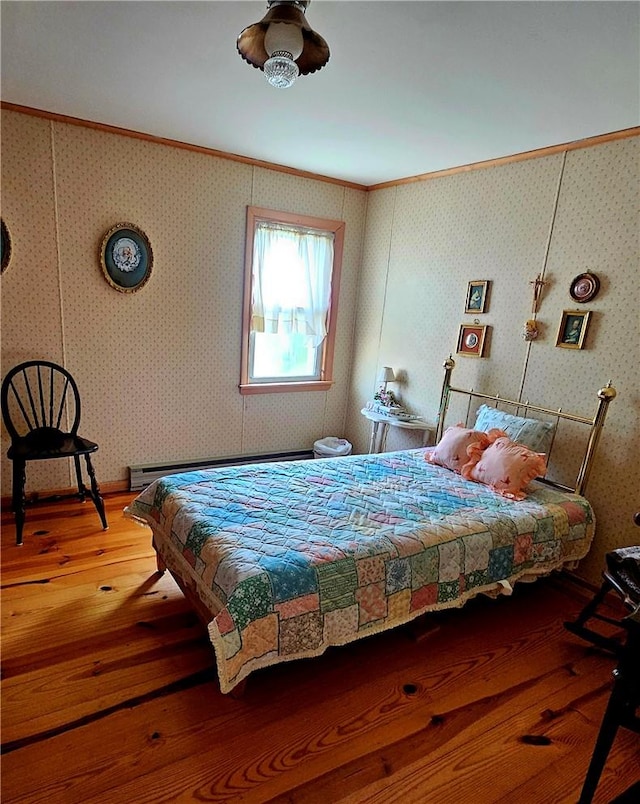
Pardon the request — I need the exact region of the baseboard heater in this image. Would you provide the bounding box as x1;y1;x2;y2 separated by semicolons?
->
129;449;314;491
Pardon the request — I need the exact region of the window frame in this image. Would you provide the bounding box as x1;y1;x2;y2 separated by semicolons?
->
240;206;345;395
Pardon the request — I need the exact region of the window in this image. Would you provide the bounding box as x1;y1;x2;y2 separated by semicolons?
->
240;207;345;394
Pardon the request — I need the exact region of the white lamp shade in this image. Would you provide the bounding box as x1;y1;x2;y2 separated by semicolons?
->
379;366;395;383
264;22;304;59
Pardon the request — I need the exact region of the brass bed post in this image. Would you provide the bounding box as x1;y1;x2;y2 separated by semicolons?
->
575;382;617;496
436;356;455;443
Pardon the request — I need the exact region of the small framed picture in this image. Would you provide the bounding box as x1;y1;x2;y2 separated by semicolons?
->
457;324;489;358
465;280;490;314
100;222;153;293
556;310;591;350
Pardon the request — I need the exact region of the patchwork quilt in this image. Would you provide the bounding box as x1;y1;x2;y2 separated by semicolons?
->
126;449;594;693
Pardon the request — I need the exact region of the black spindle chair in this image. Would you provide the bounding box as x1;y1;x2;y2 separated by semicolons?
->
565;513;640;803
1;360;108;545
577;606;640;803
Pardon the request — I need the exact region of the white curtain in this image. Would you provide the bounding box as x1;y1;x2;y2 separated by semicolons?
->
251;222;334;348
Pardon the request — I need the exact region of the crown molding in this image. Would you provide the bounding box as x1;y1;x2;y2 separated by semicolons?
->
2;102;638;192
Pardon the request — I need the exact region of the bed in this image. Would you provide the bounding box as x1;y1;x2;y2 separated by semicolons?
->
126;359;616;694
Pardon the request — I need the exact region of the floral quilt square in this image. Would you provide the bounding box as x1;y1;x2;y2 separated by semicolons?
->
280;611;324;654
226;574;272;631
356;582;387;625
386;557;411;595
410;546;439;588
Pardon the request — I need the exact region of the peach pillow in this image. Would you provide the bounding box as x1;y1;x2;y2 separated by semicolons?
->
462;436;547;500
425;424;504;474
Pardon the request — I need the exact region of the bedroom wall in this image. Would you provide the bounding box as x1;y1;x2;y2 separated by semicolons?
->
0;110;367;493
2;108;637;587
346;136;639;585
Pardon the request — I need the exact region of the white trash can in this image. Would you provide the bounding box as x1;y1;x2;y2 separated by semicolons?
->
313;437;352;459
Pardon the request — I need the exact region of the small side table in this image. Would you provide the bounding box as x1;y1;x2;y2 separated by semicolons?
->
360;408;433;454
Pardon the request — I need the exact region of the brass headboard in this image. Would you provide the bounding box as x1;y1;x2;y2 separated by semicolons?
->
435;357;616;496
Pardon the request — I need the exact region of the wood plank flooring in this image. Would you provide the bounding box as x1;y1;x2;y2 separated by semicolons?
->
2;492;638;803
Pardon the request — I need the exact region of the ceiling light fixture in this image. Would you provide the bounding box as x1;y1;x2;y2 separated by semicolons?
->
237;0;330;89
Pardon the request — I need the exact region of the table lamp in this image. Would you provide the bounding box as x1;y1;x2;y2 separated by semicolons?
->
379;366;395;391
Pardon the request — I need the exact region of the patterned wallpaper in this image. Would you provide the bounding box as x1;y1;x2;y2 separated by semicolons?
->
0;111;366;493
522;139;639;583
347;137;639;585
1;108;637;585
0;115;68;491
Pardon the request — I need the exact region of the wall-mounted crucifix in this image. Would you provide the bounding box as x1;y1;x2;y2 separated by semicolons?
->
529;273;549;314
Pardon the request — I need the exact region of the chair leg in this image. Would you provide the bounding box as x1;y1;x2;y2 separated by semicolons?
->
564;578;622;653
572;579;612;628
12;460;27;546
74;455;88;502
83;454;108;530
577;672;625;804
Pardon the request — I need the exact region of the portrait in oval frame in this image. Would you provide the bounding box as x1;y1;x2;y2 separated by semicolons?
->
100;223;153;293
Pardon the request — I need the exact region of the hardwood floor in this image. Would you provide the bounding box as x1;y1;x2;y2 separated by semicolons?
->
1;492;638;803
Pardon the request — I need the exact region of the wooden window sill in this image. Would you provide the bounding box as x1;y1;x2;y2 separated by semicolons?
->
239;381;333;395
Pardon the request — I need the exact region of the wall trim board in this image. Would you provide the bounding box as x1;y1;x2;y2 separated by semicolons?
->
0;102;368;192
3;102;637;194
368;127;640;191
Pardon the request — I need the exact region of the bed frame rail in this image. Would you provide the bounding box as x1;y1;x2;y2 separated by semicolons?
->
435;357;616;496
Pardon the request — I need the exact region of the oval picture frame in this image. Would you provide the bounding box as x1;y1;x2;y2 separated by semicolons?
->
569;272;600;304
100;222;153;293
1;218;13;274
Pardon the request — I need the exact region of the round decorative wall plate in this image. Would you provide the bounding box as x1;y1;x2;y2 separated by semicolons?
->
100;222;153;293
1;218;12;274
569;272;600;303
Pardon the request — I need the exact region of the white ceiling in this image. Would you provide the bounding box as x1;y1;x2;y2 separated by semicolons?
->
1;1;638;187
